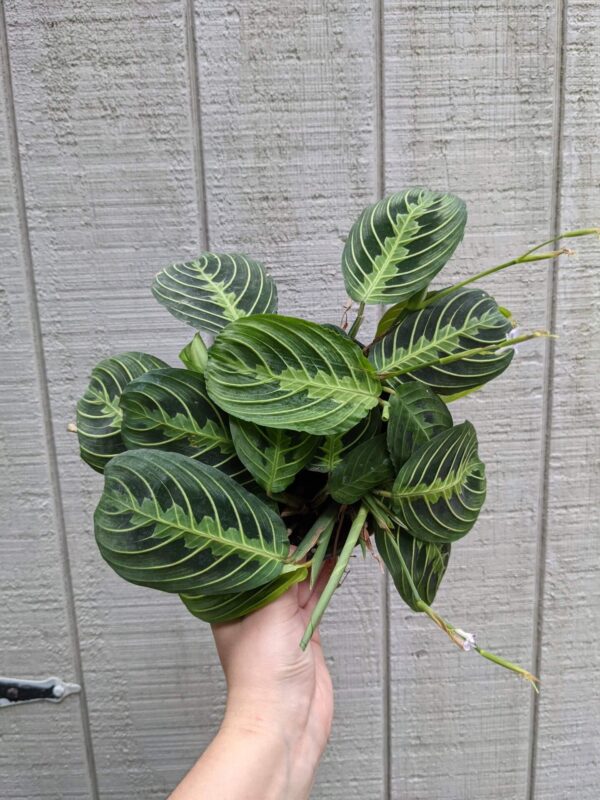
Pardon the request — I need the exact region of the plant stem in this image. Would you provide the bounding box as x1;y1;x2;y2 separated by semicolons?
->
419;227;599;309
378;330;552;381
289;504;338;563
309;521;335;589
348;302;366;338
300;505;368;650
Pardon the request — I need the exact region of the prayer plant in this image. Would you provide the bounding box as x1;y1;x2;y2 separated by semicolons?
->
74;188;598;689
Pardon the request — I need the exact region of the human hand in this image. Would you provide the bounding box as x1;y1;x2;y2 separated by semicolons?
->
170;564;335;800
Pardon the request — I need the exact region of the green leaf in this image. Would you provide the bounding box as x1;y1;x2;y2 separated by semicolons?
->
180;567;308;623
328;434;394;504
206;314;381;436
76;352;168;473
120;367;249;482
94;449;299;595
370;287;514;395
342;188;467;305
375;523;450;611
152;252;278;334
308;407;381;473
387;383;453;468
230;419;320;494
179;333;209;373
391;421;486;543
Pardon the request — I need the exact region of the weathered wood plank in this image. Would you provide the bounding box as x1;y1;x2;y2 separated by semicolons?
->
4;2;220;797
383;3;558;797
532;4;600;797
0;14;92;799
194;3;385;797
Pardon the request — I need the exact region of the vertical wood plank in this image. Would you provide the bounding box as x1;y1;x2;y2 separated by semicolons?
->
383;3;558;797
194;3;386;796
4;2;221;797
532;4;600;797
0;12;92;799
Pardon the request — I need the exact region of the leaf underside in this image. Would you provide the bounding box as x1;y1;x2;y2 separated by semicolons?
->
76;352;168;473
342;188;467;304
392;421;486;543
94;449;294;595
386;382;453;469
205;314;382;436
152;252;278;334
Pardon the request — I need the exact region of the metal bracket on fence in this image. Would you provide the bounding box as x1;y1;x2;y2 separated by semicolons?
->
0;676;81;708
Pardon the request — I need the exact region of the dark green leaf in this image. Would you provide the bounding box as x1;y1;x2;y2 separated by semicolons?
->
152;253;278;334
391;421;486;543
76;352;168;473
120;367;249;482
206;314;381;436
308;407;381;472
180;567;308;623
387;382;453;468
328;434;394;504
375;523;450;611
342;189;467;304
230;419;320;494
370;287;514;395
94;449;300;595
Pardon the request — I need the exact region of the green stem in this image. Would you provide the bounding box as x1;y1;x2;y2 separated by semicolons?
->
419;227;599;309
289;504;338;563
348;302;366;338
300;505;368;650
309;521;336;590
378;330;552;381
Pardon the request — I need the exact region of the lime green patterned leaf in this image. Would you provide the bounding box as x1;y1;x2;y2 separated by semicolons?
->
230;419;320;494
387;383;453;468
328;433;394;505
342;189;467;304
206;315;381;436
370;287;514;394
94;449;299;595
76;352;168;473
391;421;486;543
180;567;308;623
375;522;450;611
308;407;381;473
179;333;209;373
152;252;278;334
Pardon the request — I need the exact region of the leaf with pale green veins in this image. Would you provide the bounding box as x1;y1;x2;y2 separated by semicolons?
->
391;421;486;543
94;449;301;595
76;352;168;473
375;522;450;611
328;434;394;505
152;252;278;334
120;367;250;483
386;382;453;468
230;419;320;494
180;567;308;623
370;287;514;395
342;188;467;305
205;314;382;436
308;407;381;473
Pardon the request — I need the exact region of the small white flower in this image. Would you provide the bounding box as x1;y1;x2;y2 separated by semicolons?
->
455;628;477;651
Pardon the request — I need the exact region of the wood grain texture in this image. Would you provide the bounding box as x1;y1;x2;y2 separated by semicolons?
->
532;4;600;797
194;3;386;797
383;2;558;797
0;16;92;799
3;2;221;797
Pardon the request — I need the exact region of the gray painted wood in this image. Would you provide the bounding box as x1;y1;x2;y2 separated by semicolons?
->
194;3;386;797
532;4;600;797
383;2;559;797
0;14;92;799
3;2;220;798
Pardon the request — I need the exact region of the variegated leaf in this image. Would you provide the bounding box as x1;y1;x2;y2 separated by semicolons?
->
391;421;486;543
206;314;381;436
308;407;381;473
230;419;320;494
152;252;278;334
328;433;394;504
342;189;467;304
375;522;450;611
95;449;300;595
76;352;168;473
370;287;514;394
387;382;453;468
